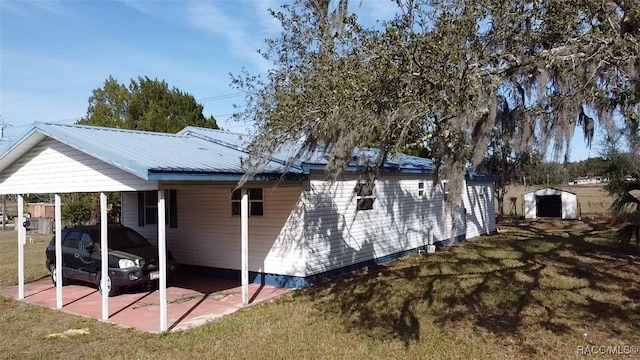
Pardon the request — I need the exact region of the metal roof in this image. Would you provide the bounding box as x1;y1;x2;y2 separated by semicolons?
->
0;123;495;182
0;123;303;181
177;128;494;180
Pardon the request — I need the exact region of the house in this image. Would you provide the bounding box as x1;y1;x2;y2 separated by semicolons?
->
0;122;497;331
523;187;578;219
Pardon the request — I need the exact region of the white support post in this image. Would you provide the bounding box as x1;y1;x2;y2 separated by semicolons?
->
158;190;167;332
54;194;63;308
241;188;249;306
100;193;108;321
17;195;24;300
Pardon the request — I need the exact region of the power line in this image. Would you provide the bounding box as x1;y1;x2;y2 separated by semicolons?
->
198;93;245;102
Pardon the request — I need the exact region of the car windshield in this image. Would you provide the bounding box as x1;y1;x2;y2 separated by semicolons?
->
93;227;151;250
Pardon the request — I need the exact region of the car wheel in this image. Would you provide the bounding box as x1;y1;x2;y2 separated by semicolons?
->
98;272;119;297
50;264;68;286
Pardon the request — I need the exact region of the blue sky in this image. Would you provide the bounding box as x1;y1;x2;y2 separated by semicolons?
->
0;0;597;161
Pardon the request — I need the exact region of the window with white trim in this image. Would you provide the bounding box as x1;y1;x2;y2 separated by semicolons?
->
137;190;177;228
418;181;425;198
231;188;264;216
355;181;375;211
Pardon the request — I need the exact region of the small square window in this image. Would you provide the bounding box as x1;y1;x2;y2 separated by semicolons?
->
250;201;264;216
137;190;177;228
355;181;375;211
145;191;158;206
249;188;263;200
231;188;264;217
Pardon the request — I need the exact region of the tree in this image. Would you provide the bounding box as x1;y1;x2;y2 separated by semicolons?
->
78;76;218;133
601;145;640;245
72;76;218;224
61;193;94;225
232;0;638;206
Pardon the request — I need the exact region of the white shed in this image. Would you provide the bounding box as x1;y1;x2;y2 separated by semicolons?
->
523;187;578;219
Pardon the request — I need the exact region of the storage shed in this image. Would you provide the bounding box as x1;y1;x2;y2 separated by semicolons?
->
523;187;578;219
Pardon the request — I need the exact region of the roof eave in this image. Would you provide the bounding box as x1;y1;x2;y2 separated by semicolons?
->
148;170;307;182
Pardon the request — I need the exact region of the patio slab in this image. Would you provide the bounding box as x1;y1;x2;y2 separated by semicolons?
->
0;275;289;333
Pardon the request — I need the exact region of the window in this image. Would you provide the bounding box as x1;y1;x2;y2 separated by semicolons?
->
62;231;82;250
418;181;425;198
137;190;177;228
145;190;158;225
442;181;450;201
355;181;375;211
231;188;264;217
80;232;93;251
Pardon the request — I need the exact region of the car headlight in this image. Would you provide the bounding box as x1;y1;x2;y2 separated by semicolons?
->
118;259;136;268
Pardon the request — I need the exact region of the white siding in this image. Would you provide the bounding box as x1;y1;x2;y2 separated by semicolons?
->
0;138;156;194
121;183;307;277
464;181;497;238
561;192;578;219
524;192;536;218
304;174;446;276
304;176;496;277
121;177;496;279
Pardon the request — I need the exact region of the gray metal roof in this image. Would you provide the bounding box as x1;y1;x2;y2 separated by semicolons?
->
177;128;494;180
0;123;494;182
0;123;303;181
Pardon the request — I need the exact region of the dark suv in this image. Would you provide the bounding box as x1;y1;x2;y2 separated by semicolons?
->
45;224;177;296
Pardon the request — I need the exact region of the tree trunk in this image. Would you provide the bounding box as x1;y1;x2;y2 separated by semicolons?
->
497;188;505;217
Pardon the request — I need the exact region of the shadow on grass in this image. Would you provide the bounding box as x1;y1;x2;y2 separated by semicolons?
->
305;219;640;346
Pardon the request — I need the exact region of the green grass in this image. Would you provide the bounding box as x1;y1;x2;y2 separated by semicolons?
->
0;231;52;287
1;220;639;359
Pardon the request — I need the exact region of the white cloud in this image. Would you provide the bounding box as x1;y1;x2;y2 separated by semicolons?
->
252;0;284;34
115;0;158;18
0;0;72;20
185;1;273;72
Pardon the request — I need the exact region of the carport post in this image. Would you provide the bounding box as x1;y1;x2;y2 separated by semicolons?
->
100;193;108;321
158;190;168;332
241;188;248;306
17;195;25;300
54;194;62;308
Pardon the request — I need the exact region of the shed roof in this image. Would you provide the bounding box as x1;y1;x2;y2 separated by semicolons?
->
525;187;577;195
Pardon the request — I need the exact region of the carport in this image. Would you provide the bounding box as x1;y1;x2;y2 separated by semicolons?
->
0;273;288;332
0;123;298;331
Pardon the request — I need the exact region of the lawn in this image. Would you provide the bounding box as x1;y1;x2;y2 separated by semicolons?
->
0;231;52;287
1;220;639;359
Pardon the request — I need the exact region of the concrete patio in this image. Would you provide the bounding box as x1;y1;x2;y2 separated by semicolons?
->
0;274;289;333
